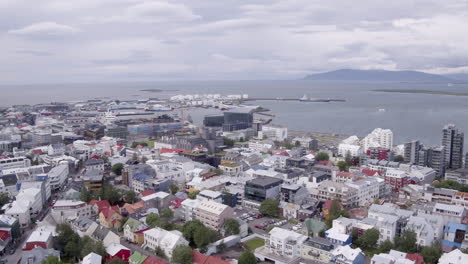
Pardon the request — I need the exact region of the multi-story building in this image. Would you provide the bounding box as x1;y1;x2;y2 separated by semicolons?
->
366;147;392;161
83;170;104;192
312;180;359;208
280;184;309;204
244;176;283;202
260;124;288;141
51;200;93;224
404;140;422;164
198;190;223;203
0;156;31;170
256;227;307;263
292;137;318;151
384;169;409;192
426;145;446;177
338;144;362;157
443;124;464;170
361;128;393;152
301;237;335;263
195;200;234;231
446;168;468;185
181;199;201;221
48;163;69;190
143;228;188;259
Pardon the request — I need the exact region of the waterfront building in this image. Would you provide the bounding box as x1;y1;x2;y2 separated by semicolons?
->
442;124;464;170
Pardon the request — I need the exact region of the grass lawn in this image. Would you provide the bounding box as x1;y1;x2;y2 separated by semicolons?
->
244;238;265;250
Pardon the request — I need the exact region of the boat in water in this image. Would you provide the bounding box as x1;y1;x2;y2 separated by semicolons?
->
299;94;330;102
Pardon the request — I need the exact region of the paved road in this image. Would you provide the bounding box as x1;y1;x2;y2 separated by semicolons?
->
3;228;34;264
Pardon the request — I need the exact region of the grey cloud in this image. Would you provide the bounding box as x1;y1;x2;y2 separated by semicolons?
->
15;50;54;56
1;0;468;84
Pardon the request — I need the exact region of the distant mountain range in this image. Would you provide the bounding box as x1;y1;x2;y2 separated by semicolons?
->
304;69;463;82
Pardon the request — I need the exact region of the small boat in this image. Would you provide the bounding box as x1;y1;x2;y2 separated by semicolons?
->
378;108;386;112
299;94;330;102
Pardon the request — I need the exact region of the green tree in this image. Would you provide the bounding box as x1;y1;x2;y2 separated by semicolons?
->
188;190;200;200
111;163;124;175
172;245;193;264
224;218;240;236
124;190;136;203
355;229;380;250
155;246;167;259
395;230;418;253
378;239;394;253
326;200;349;228
79;187;92;203
316;152;329;161
194;226;219;248
182;220;204;246
0;192;10;207
259;199;280;217
169;184;179;194
239;251;257;264
223;137;235;148
64;239;82;261
41;256;63;264
394;155;404;162
336;161;348;172
146;213;161;227
421;241;442;264
56;224;75;251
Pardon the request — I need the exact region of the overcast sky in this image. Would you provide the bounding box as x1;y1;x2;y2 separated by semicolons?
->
1;0;468;84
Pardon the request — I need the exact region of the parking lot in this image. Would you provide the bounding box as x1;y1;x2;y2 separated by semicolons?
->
233;208;303;235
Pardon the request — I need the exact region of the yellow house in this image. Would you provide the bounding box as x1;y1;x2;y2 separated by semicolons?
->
99;207;123;229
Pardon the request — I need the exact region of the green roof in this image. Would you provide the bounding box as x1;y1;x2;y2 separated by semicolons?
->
129;251;147;264
123;217;142;231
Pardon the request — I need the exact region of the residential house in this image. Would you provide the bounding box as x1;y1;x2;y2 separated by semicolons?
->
256;227;307;264
439;249;468;264
301;237;335;264
99;207;123;229
82;252;102;264
22;230;53;251
330;245;365;264
51;200;92;224
123;218;148;244
106;243;131;262
20;248;61;264
143;227;189;259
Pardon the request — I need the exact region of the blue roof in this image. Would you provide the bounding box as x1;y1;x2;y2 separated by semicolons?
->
444;222;468;233
133;173;149;182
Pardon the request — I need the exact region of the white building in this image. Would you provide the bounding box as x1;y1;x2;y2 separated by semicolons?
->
257;227;307;262
0;156;31;169
51;200;92;224
5;187;43;227
181;199;201;221
346;177;381;207
338;144;363;157
248;140;274;153
48;163;69;190
404;216;435;247
143;227;189;259
330;245;365;264
260;125;288;141
439;249;468;264
82;252;102;264
361;128;393;151
195;200;234;231
198;190;223;203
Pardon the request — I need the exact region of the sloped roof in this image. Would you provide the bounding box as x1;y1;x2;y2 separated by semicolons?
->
192;250;230;264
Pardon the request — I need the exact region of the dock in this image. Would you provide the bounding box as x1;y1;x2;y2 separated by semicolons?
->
242;98;346;102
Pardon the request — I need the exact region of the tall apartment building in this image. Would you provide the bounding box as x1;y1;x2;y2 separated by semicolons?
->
419;146;446;178
404;140;421;164
442;124;464;170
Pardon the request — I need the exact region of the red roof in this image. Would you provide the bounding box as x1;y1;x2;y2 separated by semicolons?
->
0;230;10;241
91;155;101;160
141;256;169;264
337;172;354;178
89;200;111;213
406;253;425;264
134;228;151;235
192;250;231;264
361;169;381;177
319;160;329;165
160;148;187;154
170;198;185;209
141;189;155;197
101;208;120;220
31;149;43;155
